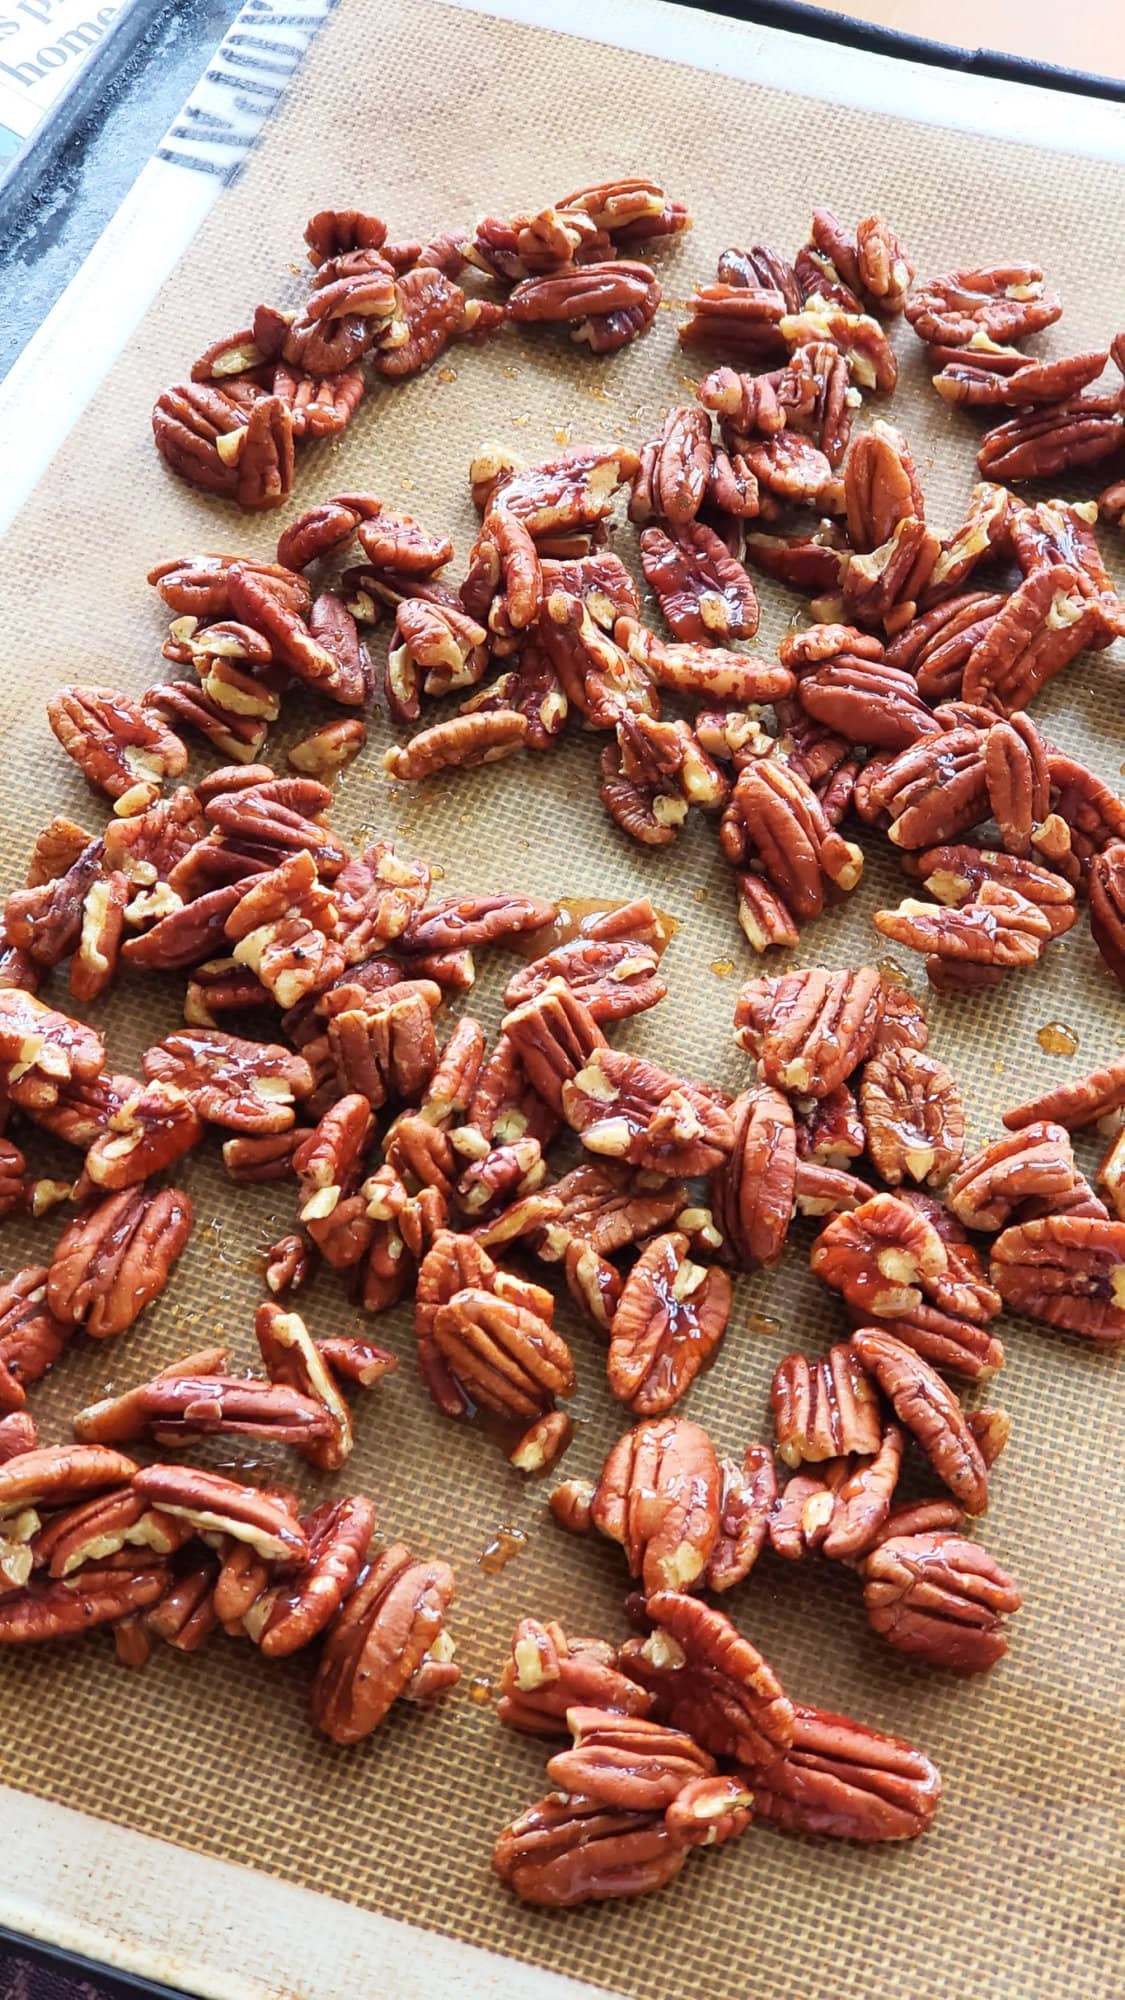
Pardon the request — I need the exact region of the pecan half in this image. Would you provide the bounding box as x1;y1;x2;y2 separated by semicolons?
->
607;1232;731;1415
639;521;760;644
734;966;885;1098
493;1794;684;1907
432;1285;574;1419
934;347;1106;408
1090;843;1125;984
990;1215;1125;1343
547;1706;714;1814
629;408;714;525
771;1345;882;1466
850;1327;988;1512
509;261;660;352
977;397;1123;484
47;687;186;806
946;1123;1080;1231
311;1541;458;1742
83;1079;203;1190
873;882;1052;975
496;1618;652;1737
811;1190;985;1324
863;1530;1021;1672
0;1562;168;1642
583;1416;721;1594
562;1047;733;1177
503;938;666;1026
745;1702;940;1841
143;1031;314;1133
910;845;1076;936
679;283;788;360
1002;1054;1125;1133
708;1085;796;1269
905;264;1061;347
723;762;863;923
255;1302;353;1470
620;1592;794;1766
47;1187;192;1338
859;1048;964;1186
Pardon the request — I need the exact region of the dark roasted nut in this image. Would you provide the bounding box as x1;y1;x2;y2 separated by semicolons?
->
990;1215;1125;1343
905;264;1061;347
850;1326;988;1512
311;1541;458;1741
493;1793;685;1908
47;1187;192;1338
859;1048;964;1186
144;1030;314;1133
863;1531;1021;1672
639;521;760;644
607;1232;731;1415
771;1345;882;1466
620;1592;794;1766
708;1085;795;1270
586;1416;721;1594
734;966;884;1098
745;1701;940;1841
562;1047;733;1177
498;1617;653;1736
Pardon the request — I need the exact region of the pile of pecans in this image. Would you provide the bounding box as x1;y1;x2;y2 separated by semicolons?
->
0;177;1122;1905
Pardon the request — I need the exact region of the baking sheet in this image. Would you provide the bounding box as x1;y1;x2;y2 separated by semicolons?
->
0;2;1122;1997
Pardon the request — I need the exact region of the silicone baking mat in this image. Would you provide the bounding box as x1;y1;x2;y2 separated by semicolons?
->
0;3;1121;1996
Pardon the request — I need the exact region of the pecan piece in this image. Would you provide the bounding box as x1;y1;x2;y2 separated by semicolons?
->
873;882;1052;974
977;397;1123;483
734;966;885;1098
562;1047;733;1177
225;852;345;1009
706;1444;777;1590
83;1079;203;1190
607;1232;731;1416
746;1702;940;1841
501;981;607;1116
946;1123;1080;1231
910;845;1076;936
860;1048;964;1186
620;1592;794;1767
629;407;713;525
708;1085;796;1269
503;938;666;1025
850;1327;988;1512
143;1030;314;1133
990;1215;1125;1343
253;1495;375;1658
256;1302;353;1470
639;521;760;643
311;1542;458;1742
548;1707;714;1813
132;1463;308;1564
0;1562;168;1643
863;1530;1021;1672
1090;843;1125;985
581;1416;721;1595
1003;1054;1125;1133
771;1344;882;1466
493;1794;684;1907
509;261;659;352
47;1187;192;1338
45;687;186;806
497;1618;653;1736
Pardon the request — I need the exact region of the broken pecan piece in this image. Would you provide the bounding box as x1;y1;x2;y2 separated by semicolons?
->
745;1702;940;1841
311;1541;458;1742
863;1530;1021;1672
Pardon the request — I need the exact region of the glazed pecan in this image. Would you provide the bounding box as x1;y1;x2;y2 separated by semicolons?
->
1090;843;1125;984
607;1232;731;1415
933;347;1106;408
865;727;989;848
850;1327;988;1512
843;422;924;552
716;243;800;309
562;1047;733;1177
45;686;186;806
860;1048;964;1186
780;299;897;391
503;938;666;1026
0;1442;137;1518
873;882;1052;975
1004;1055;1125;1134
905;264;1061;347
734;966;885;1098
250;1495;375;1658
432;1285;574;1419
132;1463;308;1564
990;1215;1125;1343
276;493;379;570
501;981;607;1116
256;1302;353;1470
909;846;1076;936
547;1706;714;1821
496;1618;652;1736
962;566;1108;714
145;682;266;765
384;710;529;780
977;397;1123;483
294;1095;375;1268
224;852;344;1009
0;1562;168;1642
311;1541;458;1742
639;521;760;644
0;1411;38;1463
143;1031;314;1133
863;1531;1021;1672
771;1344;882;1466
792;648;939;753
723;761;863;923
583;1416;721;1594
493;1793;684;1907
537;1162;685;1261
629;408;714;526
508;261;660;352
812;1190;969;1322
83;1079;203;1190
556;176;689;243
746;1702;940;1841
946;1123;1080;1231
679;283;788;360
708;1085;796;1269
152;386;294;508
324;979;439;1111
920;483;1013;608
620;1592;794;1767
47;1187;192;1338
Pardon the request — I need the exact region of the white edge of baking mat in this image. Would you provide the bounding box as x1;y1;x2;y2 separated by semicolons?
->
1;0;1124;542
0;0;1121;1995
0;1784;629;2000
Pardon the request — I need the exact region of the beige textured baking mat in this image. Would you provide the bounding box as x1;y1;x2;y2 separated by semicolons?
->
0;3;1123;1996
